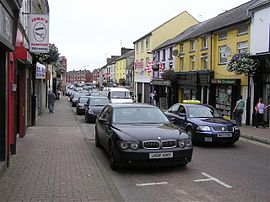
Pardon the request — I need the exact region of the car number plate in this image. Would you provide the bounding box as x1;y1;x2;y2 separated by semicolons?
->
149;152;173;159
217;133;232;137
204;137;213;142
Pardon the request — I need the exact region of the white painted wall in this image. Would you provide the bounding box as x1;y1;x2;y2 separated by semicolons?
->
250;7;270;55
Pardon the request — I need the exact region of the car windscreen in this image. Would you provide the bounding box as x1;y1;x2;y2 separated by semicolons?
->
113;107;170;124
74;92;86;98
89;98;110;106
79;97;89;104
187;105;222;118
111;91;131;99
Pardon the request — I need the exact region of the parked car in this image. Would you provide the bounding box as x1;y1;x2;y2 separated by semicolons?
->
100;87;133;104
76;96;90;115
95;104;193;170
71;92;86;107
165;101;240;144
85;96;110;123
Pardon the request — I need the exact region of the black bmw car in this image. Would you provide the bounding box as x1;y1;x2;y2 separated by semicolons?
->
85;96;110;123
95;104;193;170
165;102;240;144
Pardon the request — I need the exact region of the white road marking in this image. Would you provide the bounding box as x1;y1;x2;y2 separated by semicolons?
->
240;137;270;148
194;172;232;189
136;182;168;187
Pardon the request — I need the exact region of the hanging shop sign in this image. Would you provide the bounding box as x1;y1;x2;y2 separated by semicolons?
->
36;62;46;79
0;3;14;49
29;14;49;53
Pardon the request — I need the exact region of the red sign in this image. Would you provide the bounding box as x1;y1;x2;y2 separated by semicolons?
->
134;62;144;68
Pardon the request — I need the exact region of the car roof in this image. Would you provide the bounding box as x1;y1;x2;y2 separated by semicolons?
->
105;87;130;92
108;103;159;109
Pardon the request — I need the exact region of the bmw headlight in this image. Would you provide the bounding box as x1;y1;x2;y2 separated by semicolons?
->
119;141;139;150
120;142;128;150
197;126;211;131
178;139;192;148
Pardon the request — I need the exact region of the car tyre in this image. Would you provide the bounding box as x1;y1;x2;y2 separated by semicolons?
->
95;129;101;148
85;115;89;123
109;143;118;170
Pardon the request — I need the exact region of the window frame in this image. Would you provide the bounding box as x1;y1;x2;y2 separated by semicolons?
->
218;32;227;40
238;25;248;36
190;40;195;52
237;41;248;54
219;45;228;64
190;55;195;70
179;56;184;70
202;36;208;49
201;53;208;70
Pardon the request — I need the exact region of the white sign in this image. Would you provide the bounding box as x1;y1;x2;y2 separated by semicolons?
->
29;14;49;53
36;62;46;79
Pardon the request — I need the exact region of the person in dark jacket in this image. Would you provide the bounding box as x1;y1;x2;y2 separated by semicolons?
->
48;90;56;113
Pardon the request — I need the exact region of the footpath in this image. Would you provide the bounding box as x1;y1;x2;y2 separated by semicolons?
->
0;98;120;202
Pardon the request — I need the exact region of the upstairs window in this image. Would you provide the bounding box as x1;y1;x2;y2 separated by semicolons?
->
202;36;208;49
219;46;227;64
169;47;173;59
201;53;208;69
162;49;166;61
136;43;139;53
146;37;150;50
237;41;248;53
190;40;195;51
190;55;195;70
218;32;227;40
180;43;184;53
141;40;144;51
238;25;248;35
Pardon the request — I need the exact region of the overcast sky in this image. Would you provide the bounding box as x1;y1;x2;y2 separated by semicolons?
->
48;0;250;72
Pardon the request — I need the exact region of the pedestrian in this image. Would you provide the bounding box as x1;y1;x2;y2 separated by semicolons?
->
254;97;269;128
48;90;56;113
150;91;154;105
233;95;245;126
153;91;157;106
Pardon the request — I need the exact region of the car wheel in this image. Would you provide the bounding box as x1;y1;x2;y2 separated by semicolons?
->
95;129;101;148
109;142;118;170
85;115;89;123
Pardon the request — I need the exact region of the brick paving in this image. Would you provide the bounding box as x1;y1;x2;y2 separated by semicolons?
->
0;98;118;202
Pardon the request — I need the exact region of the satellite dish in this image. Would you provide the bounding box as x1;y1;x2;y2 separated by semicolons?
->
172;49;179;56
224;46;232;56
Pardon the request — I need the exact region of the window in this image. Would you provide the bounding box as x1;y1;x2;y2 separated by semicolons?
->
136;43;139;53
141;40;144;51
202;36;208;49
169;47;173;59
169;62;173;69
162;49;166;61
238;25;248;35
180;57;184;70
146;37;150;49
190;40;195;51
218;32;227;40
201;53;208;69
219;46;227;64
237;41;248;53
157;51;160;61
180;43;184;53
190;55;195;70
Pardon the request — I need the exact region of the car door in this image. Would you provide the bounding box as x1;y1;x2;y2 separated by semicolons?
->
177;105;188;130
166;103;180;123
96;106;111;150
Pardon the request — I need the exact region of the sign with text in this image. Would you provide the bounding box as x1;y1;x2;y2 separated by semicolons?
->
36;62;46;79
29;14;49;53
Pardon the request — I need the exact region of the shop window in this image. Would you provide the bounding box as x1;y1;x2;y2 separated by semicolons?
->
215;85;232;117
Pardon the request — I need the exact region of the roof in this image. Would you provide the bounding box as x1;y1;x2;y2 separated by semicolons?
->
133;11;197;44
248;0;270;10
117;50;134;61
155;0;261;50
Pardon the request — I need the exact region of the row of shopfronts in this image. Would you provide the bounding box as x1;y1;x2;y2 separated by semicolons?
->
0;0;49;174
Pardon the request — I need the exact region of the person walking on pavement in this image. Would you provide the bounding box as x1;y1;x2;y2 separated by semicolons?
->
233;95;245;126
48;90;56;113
254;97;269;128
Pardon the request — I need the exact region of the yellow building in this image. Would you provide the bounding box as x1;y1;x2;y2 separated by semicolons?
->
115;59;126;83
133;11;198;103
153;0;256;123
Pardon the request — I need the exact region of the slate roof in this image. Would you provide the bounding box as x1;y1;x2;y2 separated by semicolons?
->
248;0;270;10
155;0;261;50
117;50;134;61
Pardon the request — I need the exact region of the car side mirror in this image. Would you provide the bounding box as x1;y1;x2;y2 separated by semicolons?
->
98;118;109;125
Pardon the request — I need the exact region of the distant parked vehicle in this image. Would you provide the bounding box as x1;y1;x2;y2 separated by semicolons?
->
85;96;110;123
100;87;133;104
76;96;90;115
71;92;86;107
